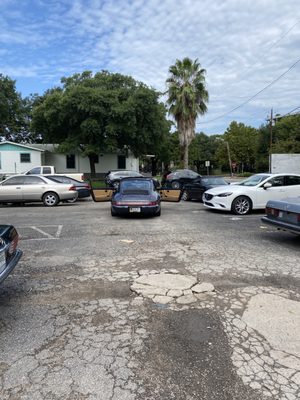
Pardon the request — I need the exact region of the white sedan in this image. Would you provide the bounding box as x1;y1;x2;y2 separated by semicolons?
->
202;173;300;215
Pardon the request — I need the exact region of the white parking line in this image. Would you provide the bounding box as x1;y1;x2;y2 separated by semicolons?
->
19;225;63;241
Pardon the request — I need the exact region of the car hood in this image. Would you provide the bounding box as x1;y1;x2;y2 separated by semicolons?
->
205;185;241;194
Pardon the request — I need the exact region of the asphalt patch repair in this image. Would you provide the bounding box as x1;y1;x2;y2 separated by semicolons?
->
137;308;262;400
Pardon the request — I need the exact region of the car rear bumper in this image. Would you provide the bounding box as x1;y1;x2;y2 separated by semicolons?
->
112;205;160;215
0;249;22;284
77;189;91;198
261;216;300;235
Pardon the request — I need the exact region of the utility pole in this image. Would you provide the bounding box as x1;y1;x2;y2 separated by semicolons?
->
226;141;233;177
269;108;273;173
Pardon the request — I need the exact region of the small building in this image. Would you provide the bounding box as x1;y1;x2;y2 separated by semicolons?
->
0;141;139;178
0;141;44;175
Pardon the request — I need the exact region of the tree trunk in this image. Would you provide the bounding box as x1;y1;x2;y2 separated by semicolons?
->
88;155;96;178
183;143;189;169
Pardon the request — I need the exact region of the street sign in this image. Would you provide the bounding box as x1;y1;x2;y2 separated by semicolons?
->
205;161;210;167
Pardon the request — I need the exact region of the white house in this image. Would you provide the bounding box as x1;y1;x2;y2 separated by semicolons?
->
0;141;139;177
0;141;44;175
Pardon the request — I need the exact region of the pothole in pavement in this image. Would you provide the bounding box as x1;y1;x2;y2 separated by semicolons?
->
137;308;262;400
131;271;300;399
130;271;215;305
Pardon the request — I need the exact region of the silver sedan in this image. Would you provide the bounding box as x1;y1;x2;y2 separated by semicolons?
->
0;175;78;206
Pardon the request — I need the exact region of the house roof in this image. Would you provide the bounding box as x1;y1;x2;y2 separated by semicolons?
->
0;141;45;152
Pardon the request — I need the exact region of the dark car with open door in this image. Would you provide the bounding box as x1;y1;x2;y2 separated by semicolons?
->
182;176;230;201
91;177;182;217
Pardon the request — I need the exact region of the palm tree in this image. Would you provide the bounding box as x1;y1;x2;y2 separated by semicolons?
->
166;57;208;168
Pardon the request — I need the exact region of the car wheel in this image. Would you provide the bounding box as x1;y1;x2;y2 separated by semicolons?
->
231;196;252;215
43;192;59;207
155;208;161;217
181;190;189;201
171;181;180;189
111;208;117;216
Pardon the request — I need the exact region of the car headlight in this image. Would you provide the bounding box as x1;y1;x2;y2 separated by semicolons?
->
217;192;233;197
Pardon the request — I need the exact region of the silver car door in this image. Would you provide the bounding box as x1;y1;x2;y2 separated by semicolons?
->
22;176;47;201
0;176;25;201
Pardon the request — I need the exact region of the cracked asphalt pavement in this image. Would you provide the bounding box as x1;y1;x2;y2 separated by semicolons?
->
0;199;299;400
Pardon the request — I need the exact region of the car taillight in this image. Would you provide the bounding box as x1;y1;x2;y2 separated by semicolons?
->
148;201;158;206
266;207;279;217
84;184;91;189
69;185;76;191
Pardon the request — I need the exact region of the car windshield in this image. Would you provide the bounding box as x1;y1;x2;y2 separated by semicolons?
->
120;180;152;195
237;174;270;186
202;178;227;185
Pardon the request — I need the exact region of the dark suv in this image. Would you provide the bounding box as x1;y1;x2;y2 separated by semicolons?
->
105;170;143;188
163;169;201;189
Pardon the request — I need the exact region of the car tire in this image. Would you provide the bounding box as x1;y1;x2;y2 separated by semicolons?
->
43;192;59;207
181;190;190;201
171;181;180;189
231;196;252;215
155;209;161;217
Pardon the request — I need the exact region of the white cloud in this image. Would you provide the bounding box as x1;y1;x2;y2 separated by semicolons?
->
0;0;299;133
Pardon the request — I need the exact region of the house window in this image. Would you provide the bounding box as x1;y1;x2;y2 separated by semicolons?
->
66;154;75;169
20;153;31;163
118;155;126;169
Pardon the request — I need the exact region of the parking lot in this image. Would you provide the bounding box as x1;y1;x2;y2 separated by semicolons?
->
1;199;300;400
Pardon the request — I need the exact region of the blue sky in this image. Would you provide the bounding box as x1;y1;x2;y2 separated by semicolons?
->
1;0;299;135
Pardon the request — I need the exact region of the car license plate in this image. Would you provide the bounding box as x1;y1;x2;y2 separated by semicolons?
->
129;207;141;213
279;211;283;218
0;251;6;274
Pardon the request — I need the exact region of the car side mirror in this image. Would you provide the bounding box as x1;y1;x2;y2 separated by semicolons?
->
263;182;272;190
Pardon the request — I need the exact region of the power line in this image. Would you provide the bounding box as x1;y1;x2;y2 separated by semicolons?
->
277;106;300;119
198;57;300;125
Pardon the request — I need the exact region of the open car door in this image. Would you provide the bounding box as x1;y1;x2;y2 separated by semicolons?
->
159;188;182;202
91;188;114;202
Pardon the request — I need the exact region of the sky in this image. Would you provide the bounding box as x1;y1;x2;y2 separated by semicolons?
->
0;0;300;135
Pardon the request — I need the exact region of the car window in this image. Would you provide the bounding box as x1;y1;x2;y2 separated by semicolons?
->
1;176;26;185
268;176;284;187
285;175;300;186
201;178;227;185
47;176;64;183
187;171;199;178
43;167;52;174
23;176;45;184
27;167;41;174
120;179;152;193
238;174;270;186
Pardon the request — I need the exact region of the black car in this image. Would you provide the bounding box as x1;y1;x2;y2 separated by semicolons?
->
105;170;143;188
90;177;182;217
163;169;201;189
47;175;91;201
181;176;230;201
0;225;22;284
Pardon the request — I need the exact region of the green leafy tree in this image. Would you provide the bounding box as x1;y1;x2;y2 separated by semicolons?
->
31;71;169;175
0;74;31;142
189;133;221;173
272;114;300;153
166;58;209;168
215;121;258;173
